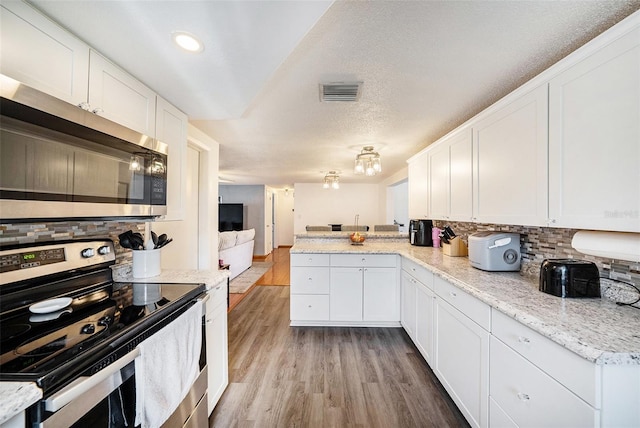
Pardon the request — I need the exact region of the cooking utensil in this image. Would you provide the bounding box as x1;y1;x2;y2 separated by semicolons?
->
131;234;144;250
118;231;134;249
151;231;158;247
156;233;168;248
157;238;172;249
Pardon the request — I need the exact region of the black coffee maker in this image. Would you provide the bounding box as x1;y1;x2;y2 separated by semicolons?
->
409;219;433;246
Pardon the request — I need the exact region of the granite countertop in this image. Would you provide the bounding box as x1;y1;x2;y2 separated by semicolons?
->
291;241;640;365
0;265;228;424
0;382;42;424
111;263;229;288
295;231;408;241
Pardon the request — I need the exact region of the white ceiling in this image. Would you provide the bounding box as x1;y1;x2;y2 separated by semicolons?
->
30;0;640;188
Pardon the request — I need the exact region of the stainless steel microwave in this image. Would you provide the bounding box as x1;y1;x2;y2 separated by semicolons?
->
0;75;168;221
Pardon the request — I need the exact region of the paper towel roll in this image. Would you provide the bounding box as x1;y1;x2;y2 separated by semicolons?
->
571;231;640;262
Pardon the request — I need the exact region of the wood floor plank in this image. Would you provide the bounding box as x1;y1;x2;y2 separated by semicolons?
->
211;272;469;427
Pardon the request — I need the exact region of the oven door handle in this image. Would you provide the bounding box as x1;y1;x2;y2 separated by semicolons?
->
45;348;140;412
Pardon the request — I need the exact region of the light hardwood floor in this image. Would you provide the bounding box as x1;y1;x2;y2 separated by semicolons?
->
211;249;469;427
228;247;291;311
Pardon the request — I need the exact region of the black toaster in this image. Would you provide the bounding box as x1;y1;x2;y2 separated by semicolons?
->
539;259;601;298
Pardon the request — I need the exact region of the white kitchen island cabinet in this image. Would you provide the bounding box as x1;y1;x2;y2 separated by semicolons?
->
548;24;640;233
290;253;399;326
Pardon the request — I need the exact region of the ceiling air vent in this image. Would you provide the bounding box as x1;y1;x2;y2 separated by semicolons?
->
319;82;362;102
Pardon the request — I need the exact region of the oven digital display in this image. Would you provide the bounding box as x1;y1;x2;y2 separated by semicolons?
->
0;248;66;273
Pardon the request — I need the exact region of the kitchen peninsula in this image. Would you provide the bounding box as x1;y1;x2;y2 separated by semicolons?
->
290;234;640;427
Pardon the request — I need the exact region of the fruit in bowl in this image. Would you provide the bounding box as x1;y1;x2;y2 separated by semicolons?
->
350;232;365;244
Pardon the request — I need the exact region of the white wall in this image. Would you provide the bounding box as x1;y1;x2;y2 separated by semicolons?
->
156;123;219;270
275;188;295;246
293;183;383;234
219;184;266;256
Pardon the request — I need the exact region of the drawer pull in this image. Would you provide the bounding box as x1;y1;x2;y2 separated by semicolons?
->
518;336;531;344
308;305;312;308
361;258;366;263
517;392;530;402
308;277;313;281
449;291;457;298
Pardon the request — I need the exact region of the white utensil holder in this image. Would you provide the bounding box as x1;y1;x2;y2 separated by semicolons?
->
132;249;161;278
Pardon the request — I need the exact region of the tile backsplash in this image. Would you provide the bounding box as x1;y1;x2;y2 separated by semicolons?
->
0;220;145;264
435;221;640;290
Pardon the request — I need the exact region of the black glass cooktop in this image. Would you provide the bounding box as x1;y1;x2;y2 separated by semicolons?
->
0;281;203;392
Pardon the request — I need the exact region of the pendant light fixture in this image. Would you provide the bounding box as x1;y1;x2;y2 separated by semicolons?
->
323;171;340;189
354;146;381;176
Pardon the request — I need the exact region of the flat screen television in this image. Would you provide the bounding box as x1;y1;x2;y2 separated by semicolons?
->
219;203;243;231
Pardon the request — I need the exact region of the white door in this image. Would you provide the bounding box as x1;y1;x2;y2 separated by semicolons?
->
330;267;363;321
363;267;398;321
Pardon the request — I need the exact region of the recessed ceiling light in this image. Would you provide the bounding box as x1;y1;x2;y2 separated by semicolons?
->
172;31;204;53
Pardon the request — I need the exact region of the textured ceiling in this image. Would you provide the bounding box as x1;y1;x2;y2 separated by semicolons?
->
29;0;640;187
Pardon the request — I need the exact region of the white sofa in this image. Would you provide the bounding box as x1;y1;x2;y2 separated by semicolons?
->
218;229;255;280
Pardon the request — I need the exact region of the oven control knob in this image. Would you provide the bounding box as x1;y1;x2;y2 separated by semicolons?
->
81;324;96;334
97;315;112;326
81;248;95;258
97;245;111;255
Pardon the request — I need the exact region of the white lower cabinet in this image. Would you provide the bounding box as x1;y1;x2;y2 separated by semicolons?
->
290;294;330;321
401;270;417;339
489;336;597;428
206;280;229;415
330;267;363;321
414;282;435;364
434;296;490;428
330;266;398;322
400;258;435;364
395;257;640;428
290;253;398;326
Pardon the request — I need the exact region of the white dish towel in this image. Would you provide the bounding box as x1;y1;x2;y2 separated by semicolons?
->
135;300;203;428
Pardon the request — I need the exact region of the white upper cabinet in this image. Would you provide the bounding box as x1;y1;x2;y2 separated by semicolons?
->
0;1;89;105
549;25;640;232
1;3;159;138
428;128;473;222
88;50;157;137
472;84;548;226
408;151;429;219
427;143;450;220
156;96;188;221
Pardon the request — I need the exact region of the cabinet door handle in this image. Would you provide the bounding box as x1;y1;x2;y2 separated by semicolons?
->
517;392;530;401
308;305;312;308
518;336;531;344
449;291;457;298
92;107;104;115
308;277;313;281
77;102;90;110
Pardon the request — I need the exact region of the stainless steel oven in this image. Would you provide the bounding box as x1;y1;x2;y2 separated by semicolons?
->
0;239;207;427
0;74;168;221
